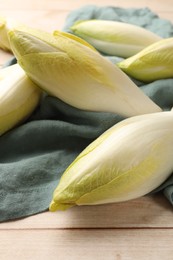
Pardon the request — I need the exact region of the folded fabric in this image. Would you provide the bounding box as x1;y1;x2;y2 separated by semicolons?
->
1;5;173;222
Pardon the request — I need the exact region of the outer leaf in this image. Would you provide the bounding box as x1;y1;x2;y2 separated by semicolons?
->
0;64;41;135
0;16;12;51
50;111;173;211
118;37;173;82
53;30;97;51
9;29;161;117
71;20;161;57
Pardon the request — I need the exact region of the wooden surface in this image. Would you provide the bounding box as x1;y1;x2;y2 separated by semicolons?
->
0;1;173;259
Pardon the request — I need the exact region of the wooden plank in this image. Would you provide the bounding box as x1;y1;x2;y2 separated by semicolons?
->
0;1;173;24
0;229;173;260
0;0;173;12
0;10;69;32
1;9;172;31
158;12;173;22
0;194;173;229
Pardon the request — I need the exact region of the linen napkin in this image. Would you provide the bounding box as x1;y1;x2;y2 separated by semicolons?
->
1;5;173;222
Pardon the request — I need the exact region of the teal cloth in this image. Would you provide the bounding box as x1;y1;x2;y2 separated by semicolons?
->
1;5;173;222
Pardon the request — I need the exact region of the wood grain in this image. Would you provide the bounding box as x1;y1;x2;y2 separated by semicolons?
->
0;194;173;229
1;229;173;260
0;0;173;12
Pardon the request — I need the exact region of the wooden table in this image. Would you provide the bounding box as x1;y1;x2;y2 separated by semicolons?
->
0;1;173;259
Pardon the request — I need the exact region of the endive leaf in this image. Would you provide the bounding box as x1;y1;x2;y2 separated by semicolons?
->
0;16;12;51
8;28;161;117
49;111;173;211
0;64;41;135
71;20;161;57
0;15;65;53
118;37;173;82
53;30;97;51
